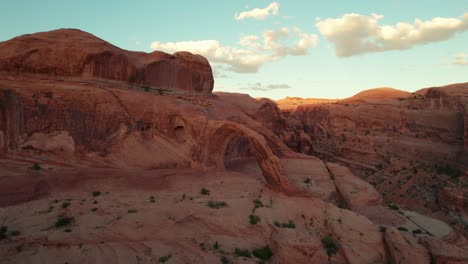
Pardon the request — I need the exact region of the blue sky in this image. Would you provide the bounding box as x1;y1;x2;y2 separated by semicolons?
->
1;0;467;99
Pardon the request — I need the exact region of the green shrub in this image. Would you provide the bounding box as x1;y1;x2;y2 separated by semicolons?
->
249;214;261;225
379;226;387;233
91;208;98;212
128;209;138;213
220;255;229;264
252;245;273;261
274;221;281;227
200;188;210;195
304;178;311;184
92;191;101;197
435;164;462;179
213;241;219;250
61;202;70;209
0;226;8;240
234;248;251;258
159;254;172;263
412;229;423;234
321;235;339;257
207;200;227;209
30;163;41;170
253;198;264;209
397;226;408;232
281;220;296;229
55;216;74;228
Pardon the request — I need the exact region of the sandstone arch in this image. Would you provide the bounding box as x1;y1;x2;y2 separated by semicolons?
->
204;121;293;191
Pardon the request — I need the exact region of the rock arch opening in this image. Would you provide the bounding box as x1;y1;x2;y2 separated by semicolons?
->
224;135;263;179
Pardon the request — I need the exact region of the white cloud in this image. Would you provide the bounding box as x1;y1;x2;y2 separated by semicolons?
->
452;53;468;65
316;13;468;57
239;82;291;91
150;27;317;73
235;2;279;20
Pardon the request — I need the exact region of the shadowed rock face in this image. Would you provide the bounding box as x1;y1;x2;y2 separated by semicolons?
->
0;29;214;93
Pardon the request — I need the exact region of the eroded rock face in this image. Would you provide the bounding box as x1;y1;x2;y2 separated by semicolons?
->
0;29;214;93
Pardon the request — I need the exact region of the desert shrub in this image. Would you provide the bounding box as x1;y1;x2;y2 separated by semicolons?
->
397;226;408;232
61;202;71;209
234;248;251;258
379;226;387;233
91;208;98;212
435;164;462;179
274;221;281;227
213;241;219;250
253;198;264;208
30;163;41;170
220;255;229;264
92;191;101;197
249;214;261;225
55;216;74;228
412;228;423;234
159;254;172;263
0;226;7;240
281;220;296;229
252;245;273;261
128;209;138;213
304;178;311;184
200;188;210;195
207;200;227;209
321;235;339;257
387;203;399;210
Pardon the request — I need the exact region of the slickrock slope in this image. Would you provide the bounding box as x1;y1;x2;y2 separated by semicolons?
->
1;29;468;263
0;29;214;93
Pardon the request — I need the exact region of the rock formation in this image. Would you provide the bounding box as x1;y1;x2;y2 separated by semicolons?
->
0;29;214;93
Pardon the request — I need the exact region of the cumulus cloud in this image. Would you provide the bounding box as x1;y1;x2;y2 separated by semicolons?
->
239;82;291;91
316;13;468;57
235;2;279;20
452;53;468;65
150;27;317;73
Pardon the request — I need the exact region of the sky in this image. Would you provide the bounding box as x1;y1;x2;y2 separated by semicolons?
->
1;0;467;99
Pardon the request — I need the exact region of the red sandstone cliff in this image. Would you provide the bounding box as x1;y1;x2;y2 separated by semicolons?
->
0;29;214;93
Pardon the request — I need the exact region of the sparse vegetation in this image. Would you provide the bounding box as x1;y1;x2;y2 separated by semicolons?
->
91;208;98;212
55;216;74;228
435;164;462;180
249;214;261;225
321;235;339;257
159;254;172;263
304;178;311;184
379;226;387;233
200;188;210;195
61;202;71;209
213;241;219;250
0;226;8;240
397;226;408;232
30;163;41;170
92;191;101;197
253;198;264;209
149;196;156;203
234;248;251;258
252;245;273;261
387;203;399;210
220;255;230;264
274;220;296;228
412;228;423;234
93;200;98;204
128;209;138;213
10;230;20;236
207;200;227;209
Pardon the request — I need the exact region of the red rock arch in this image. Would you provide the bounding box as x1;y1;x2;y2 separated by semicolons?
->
203;121;293;192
